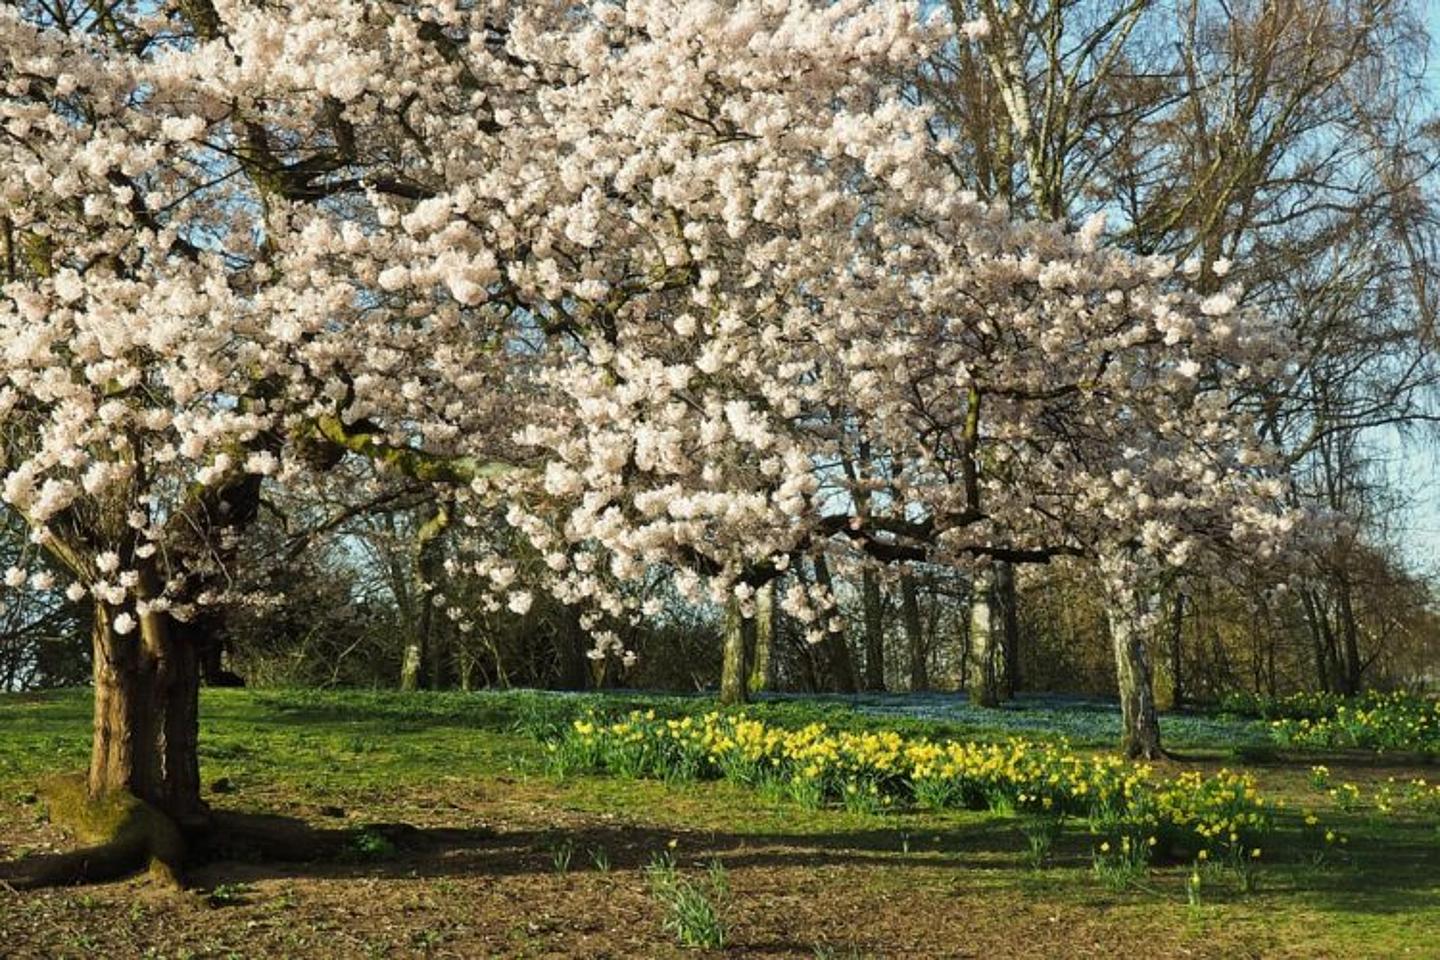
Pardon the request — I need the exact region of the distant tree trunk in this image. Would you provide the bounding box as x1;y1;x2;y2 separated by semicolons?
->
420;577;445;692
789;634;821;693
399;643;423;692
1261;596;1277;698
812;555;858;693
749;582;776;693
1107;585;1164;760
1300;587;1330;693
996;561;1019;698
555;606;590;691
457;649;477;692
89;601;205;826
900;573;927;691
777;578;821;692
967;568;1002;707
1169;592;1186;708
861;568;886;691
1337;575;1362;695
197;612;224;684
719;598;753;705
1321;604;1341;695
400;506;448;691
193;610;245;687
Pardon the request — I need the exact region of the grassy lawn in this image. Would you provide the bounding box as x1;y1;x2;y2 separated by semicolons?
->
0;688;1436;959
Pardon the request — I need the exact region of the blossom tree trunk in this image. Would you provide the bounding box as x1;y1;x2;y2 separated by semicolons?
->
748;582;776;693
89;602;205;827
719;598;753;705
401;506;449;691
1106;585;1164;760
967;568;1003;707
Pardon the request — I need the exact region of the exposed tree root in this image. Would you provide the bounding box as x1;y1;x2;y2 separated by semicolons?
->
0;774;434;890
0;774;187;890
1123;742;1171;762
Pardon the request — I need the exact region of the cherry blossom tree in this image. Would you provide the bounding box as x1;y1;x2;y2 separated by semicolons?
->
0;0;1294;885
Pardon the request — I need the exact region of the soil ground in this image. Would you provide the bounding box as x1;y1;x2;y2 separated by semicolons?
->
1;689;1436;959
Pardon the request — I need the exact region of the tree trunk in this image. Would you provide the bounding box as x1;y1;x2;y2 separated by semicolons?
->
399;640;423;691
197;612;224;684
958;586;973;693
1300;587;1330;693
457;650;476;692
996;560;1019;698
789;631;821;693
967;568;1002;707
1337;575;1362;695
861;568;886;691
719;598;753;705
1169;592;1186;709
748;582;776;693
416;596;438;691
1263;599;1277;698
1107;587;1164;760
404;505;448;692
900;573;927;691
89;603;205;827
555;606;590;691
420;598;446;691
812;555;858;693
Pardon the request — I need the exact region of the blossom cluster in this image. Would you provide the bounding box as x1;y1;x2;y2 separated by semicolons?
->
1;0;1300;651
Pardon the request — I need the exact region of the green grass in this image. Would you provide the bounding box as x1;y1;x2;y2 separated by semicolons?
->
1;687;1437;959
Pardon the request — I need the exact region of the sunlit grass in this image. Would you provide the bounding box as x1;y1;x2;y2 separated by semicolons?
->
1;686;1436;958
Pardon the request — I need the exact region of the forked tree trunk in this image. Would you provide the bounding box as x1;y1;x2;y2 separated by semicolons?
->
1106;587;1164;760
89;602;206;826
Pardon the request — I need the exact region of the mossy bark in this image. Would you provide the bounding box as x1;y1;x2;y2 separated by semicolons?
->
0;774;185;889
0;778;432;889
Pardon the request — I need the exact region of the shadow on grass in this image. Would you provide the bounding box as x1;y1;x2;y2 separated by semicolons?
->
153;801;1436;922
183;808;1020;883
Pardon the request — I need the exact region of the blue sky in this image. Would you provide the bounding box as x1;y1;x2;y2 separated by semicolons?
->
1395;5;1440;573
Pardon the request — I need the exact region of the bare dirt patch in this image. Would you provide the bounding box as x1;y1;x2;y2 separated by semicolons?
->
0;779;1326;960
